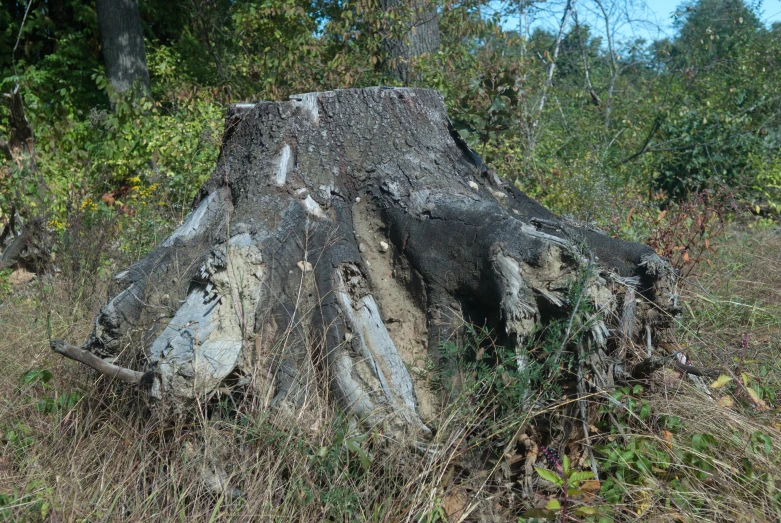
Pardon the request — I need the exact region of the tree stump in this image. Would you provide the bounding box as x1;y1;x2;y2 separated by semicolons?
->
52;87;678;436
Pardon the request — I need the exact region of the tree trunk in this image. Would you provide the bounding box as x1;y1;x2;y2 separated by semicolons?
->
52;87;677;437
96;0;150;94
0;88;42;271
4;87;35;164
379;0;440;83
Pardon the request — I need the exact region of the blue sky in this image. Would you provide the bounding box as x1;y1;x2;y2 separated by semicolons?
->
647;0;781;32
495;0;781;45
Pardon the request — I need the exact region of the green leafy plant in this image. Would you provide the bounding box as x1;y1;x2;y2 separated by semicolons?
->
526;455;600;520
0;268;13;299
18;368;83;415
0;479;55;522
314;423;373;474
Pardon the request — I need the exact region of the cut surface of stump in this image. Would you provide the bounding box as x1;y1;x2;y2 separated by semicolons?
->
53;87;678;436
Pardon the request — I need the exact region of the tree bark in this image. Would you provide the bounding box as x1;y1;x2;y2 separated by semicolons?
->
4;86;35;165
52;87;678;436
379;0;440;83
96;0;150;94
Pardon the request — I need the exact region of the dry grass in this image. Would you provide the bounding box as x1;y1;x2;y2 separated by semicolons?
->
597;223;781;523
0;275;481;521
643;381;781;522
2;222;781;522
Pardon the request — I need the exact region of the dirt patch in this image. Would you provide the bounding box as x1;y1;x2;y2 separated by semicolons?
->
8;267;35;286
351;199;439;422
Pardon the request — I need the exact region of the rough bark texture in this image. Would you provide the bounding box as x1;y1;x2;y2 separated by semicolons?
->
0;88;39;271
4;87;35;162
379;0;440;83
0;209;52;272
59;87;677;436
96;0;150;94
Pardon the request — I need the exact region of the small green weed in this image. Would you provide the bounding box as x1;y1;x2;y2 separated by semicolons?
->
18;368;84;415
0;269;12;298
525;455;602;520
0;480;55;522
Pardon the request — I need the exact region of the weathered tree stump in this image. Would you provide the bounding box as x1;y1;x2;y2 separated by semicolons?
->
52;87;678;436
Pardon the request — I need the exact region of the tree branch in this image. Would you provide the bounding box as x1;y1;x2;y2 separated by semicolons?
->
533;0;574;132
50;338;145;385
630;353;720;380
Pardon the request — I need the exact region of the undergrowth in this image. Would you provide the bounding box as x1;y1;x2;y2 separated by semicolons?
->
2;214;781;521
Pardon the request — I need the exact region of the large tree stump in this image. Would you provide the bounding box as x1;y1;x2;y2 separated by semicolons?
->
52;87;677;435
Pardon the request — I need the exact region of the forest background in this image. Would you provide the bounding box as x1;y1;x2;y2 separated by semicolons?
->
3;0;781;232
2;0;781;521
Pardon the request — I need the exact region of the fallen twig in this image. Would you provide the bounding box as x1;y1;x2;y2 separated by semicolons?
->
50;338;145;385
630;353;720;380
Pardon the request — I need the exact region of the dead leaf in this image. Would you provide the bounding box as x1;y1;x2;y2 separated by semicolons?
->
9;268;35;286
580;480;601;493
441;489;469;520
746;387;768;410
660;430;674;448
710;375;732;388
718;396;735;408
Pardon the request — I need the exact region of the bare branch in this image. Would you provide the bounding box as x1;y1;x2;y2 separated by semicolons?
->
50;338;145;385
532;0;574;135
573;8;600;107
592;0;618;130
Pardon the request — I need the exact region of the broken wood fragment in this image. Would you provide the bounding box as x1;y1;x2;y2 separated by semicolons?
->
50;338;146;385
